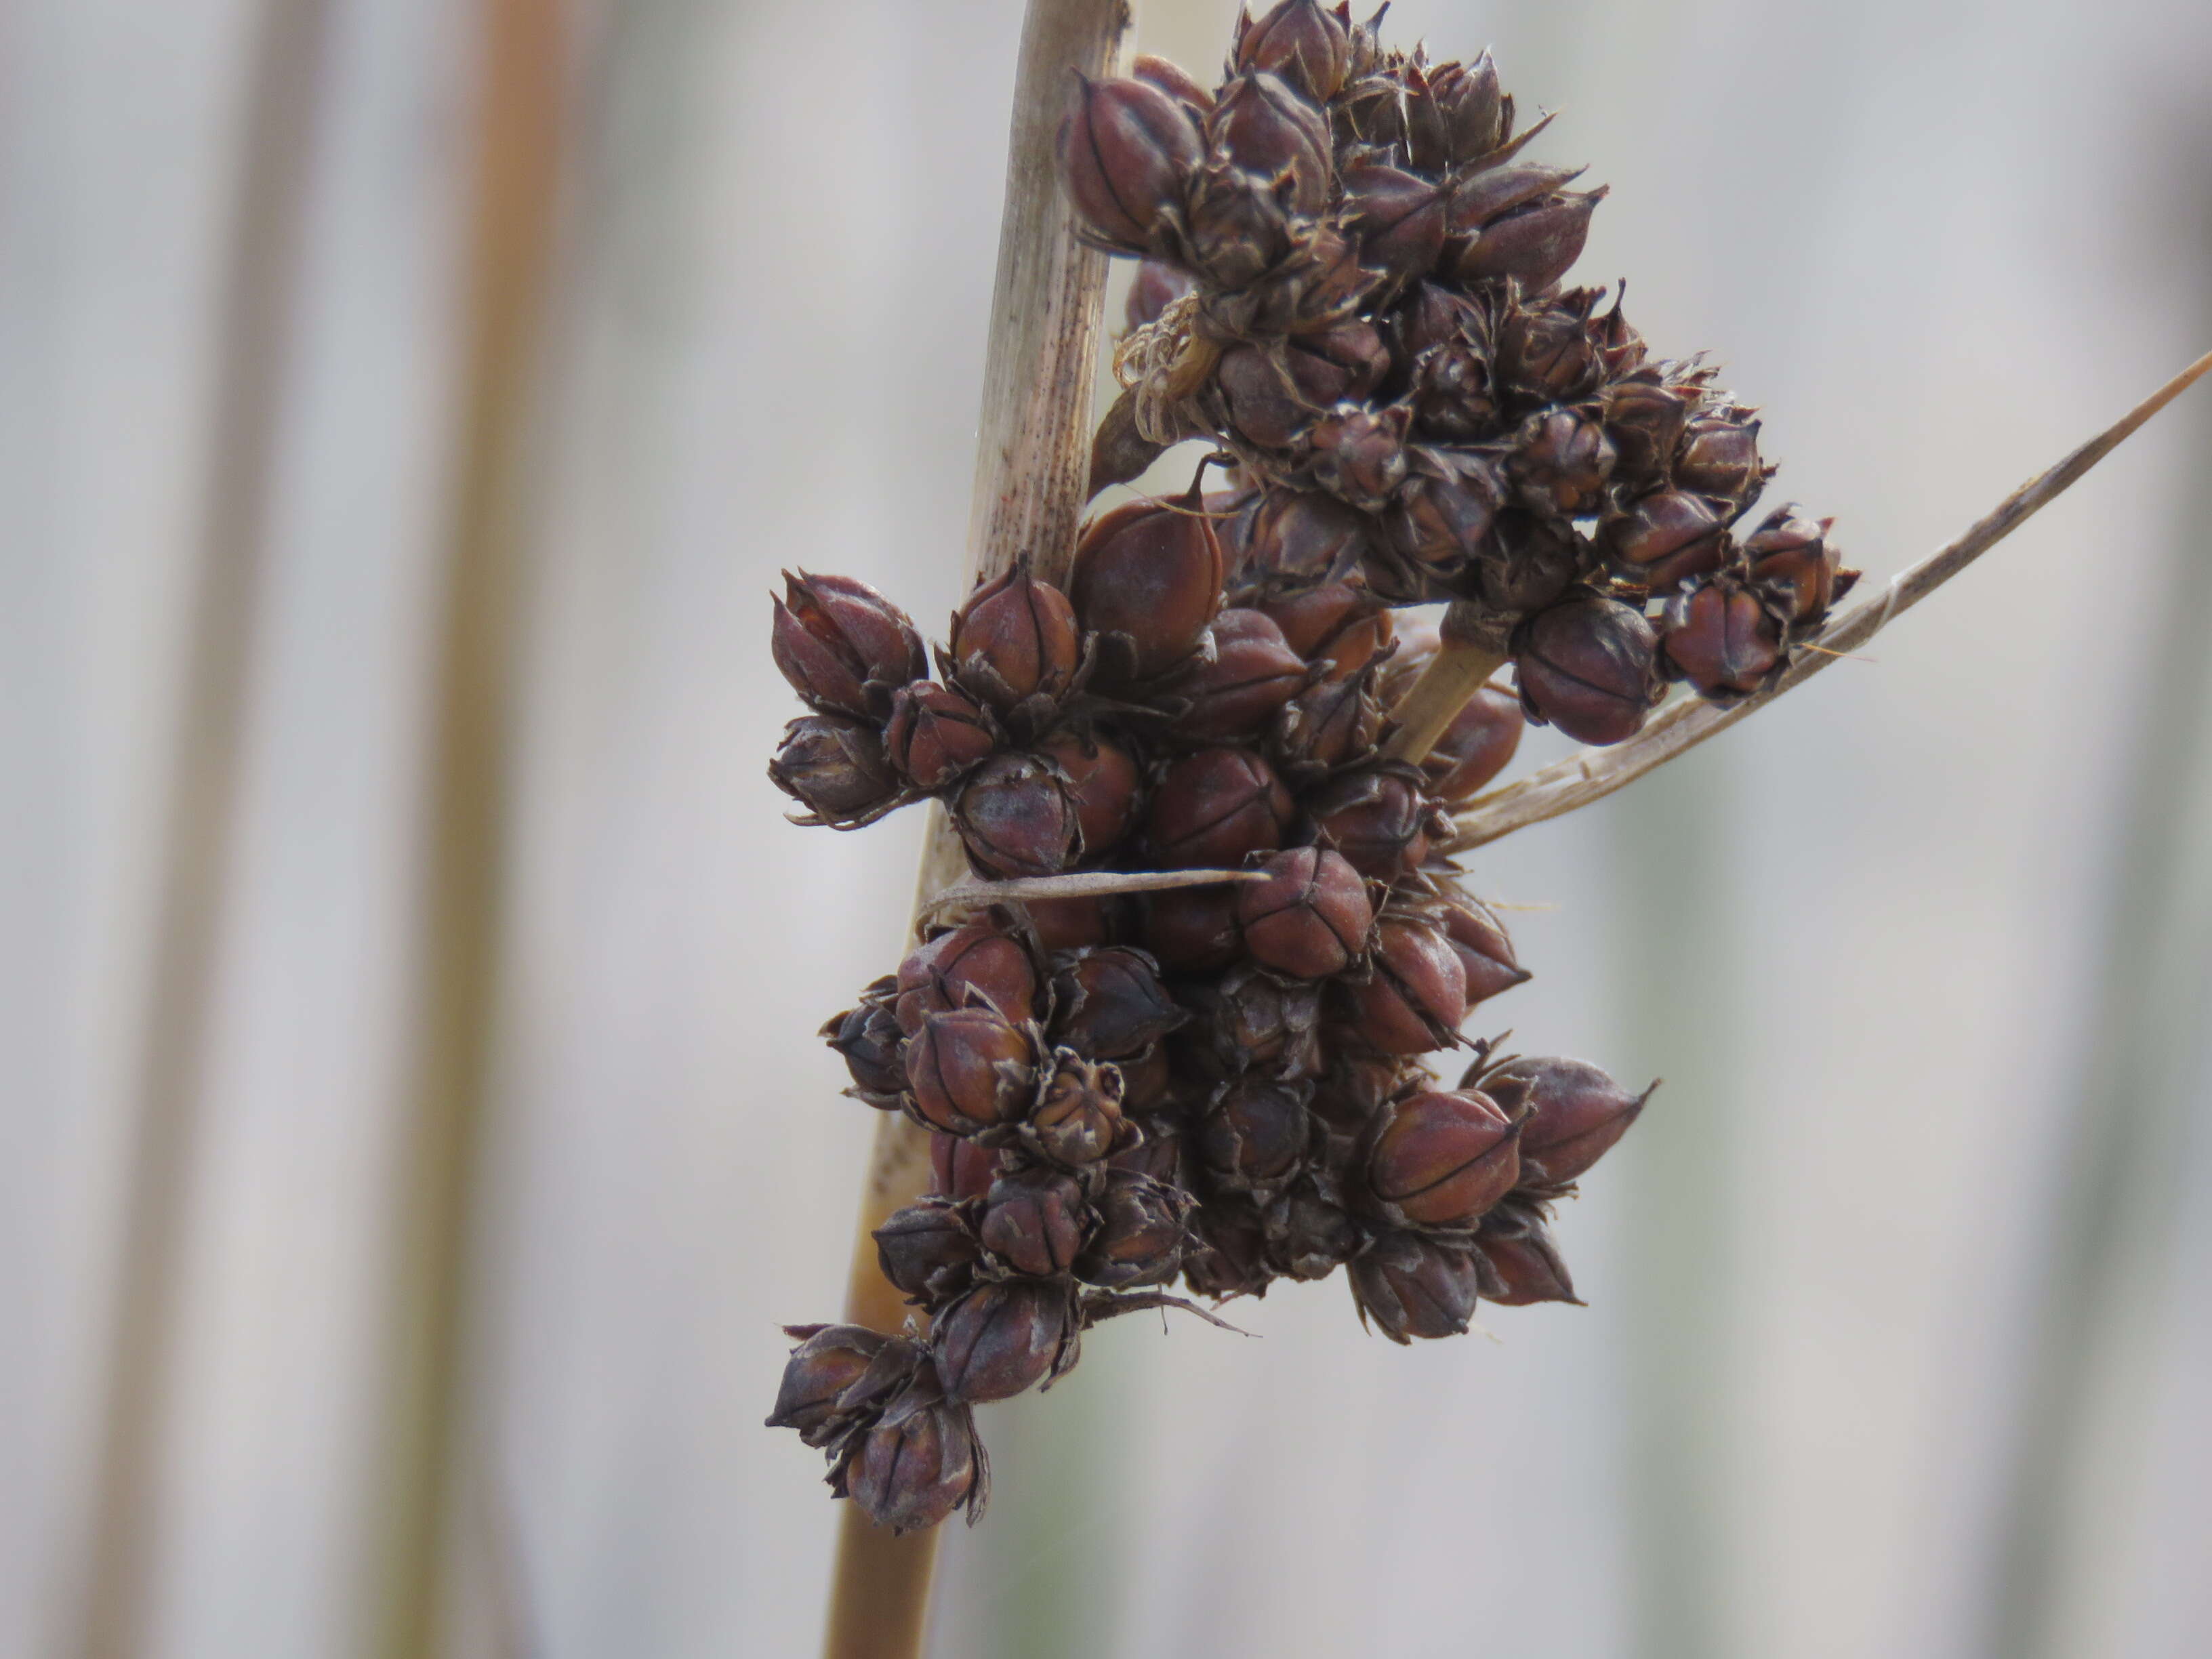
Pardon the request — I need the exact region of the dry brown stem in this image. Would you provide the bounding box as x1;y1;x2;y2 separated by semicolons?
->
1383;600;1510;764
822;5;1134;1656
1451;346;2212;850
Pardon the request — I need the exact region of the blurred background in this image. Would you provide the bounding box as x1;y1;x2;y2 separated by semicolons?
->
7;0;2211;1656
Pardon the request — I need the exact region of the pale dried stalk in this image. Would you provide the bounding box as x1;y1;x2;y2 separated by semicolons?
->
1451;347;2212;850
821;5;1134;1658
1382;600;1509;763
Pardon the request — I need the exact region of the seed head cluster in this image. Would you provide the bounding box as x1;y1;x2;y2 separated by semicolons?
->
766;3;1835;1535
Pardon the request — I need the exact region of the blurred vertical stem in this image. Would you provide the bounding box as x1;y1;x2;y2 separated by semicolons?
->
1611;752;1738;1659
73;3;331;1656
366;2;563;1658
821;4;1133;1657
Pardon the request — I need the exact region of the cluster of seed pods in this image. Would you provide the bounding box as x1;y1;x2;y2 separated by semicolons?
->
766;4;1843;1534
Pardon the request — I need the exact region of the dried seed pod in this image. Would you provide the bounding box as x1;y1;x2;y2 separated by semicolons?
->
1234;0;1352;100
1744;501;1851;626
1206;71;1332;216
1171;961;1324;1082
844;1388;988;1533
1254;583;1392;680
1305;764;1439;881
1659;575;1786;701
1126;256;1196;330
1473;1199;1580;1305
1361;1087;1522;1228
1025;1050;1127;1166
928;1130;1000;1204
903;1006;1039;1136
1195;1076;1314;1193
1181;158;1296;291
978;1169;1090;1278
1272;672;1385;775
1511;407;1616;518
1057;73;1204;255
1602;369;1700;485
1601;489;1732;594
1513;593;1659;746
1109;1112;1184;1184
1025;894;1119;954
1455;187;1606;293
1038;729;1144;856
1473;1054;1652;1187
895;916;1039;1033
874;1199;983;1303
1074;1169;1191;1289
1496;289;1604;403
1235;488;1374;586
1446;163;1589;243
1132;52;1214;115
1236;846;1374;979
766;1324;901;1445
1114;1042;1175;1112
1469;510;1585;615
769;715;903;827
1427;50;1506;163
1174;609;1313;739
931;1278;1080;1403
1263;1181;1362;1281
1436;890;1532;1005
1345;911;1469;1054
771;571;926;718
953;753;1083;878
1349;1229;1483;1342
1217;346;1322;450
1673;403;1766;504
1342;163;1450;285
821;983;905;1105
884;680;998;790
1421;683;1523;803
1141;882;1245;972
1071;486;1227;683
1311;1049;1410;1135
947;562;1082;715
1182;1194;1274;1299
1309;404;1410;511
1048;947;1186;1060
1145;747;1294;869
1380;463;1502;588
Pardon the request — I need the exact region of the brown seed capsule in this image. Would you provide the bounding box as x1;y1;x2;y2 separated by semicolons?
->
1349;1230;1483;1343
1182;1195;1274;1300
1422;684;1523;803
1342;163;1450;285
1237;847;1374;979
844;1391;986;1534
821;985;905;1105
954;753;1082;878
1171;962;1324;1083
1744;502;1849;625
1141;882;1244;973
1306;765;1438;881
1469;510;1585;616
1025;894;1118;954
1038;729;1143;857
1512;407;1616;518
931;1278;1079;1404
1263;1182;1361;1281
1115;1042;1175;1113
1109;1112;1184;1183
1125;257;1196;331
1057;73;1204;255
874;1199;982;1303
1074;1169;1191;1289
1311;1050;1411;1134
1456;188;1607;293
1347;912;1469;1054
1474;1201;1581;1305
1426;49;1506;164
771;571;927;718
1309;405;1410;512
1673;404;1765;503
977;1169;1090;1278
1195;1076;1313;1193
1027;1050;1127;1166
1176;609;1313;739
1273;672;1385;775
1181;158;1296;291
1363;1088;1521;1227
1474;1054;1652;1187
1514;594;1659;746
1601;489;1732;594
1381;464;1502;586
766;1324;897;1444
1206;71;1333;216
1256;583;1393;680
1133;53;1213;116
895;917;1039;1034
1049;947;1186;1060
1437;891;1532;1005
1145;747;1294;869
1236;489;1374;586
1446;163;1588;241
928;1130;1000;1203
1071;486;1227;683
1660;577;1784;700
1496;289;1604;403
1602;368;1700;486
1217;346;1320;451
884;680;997;790
903;1006;1038;1136
1234;0;1351;100
769;715;902;826
947;562;1082;714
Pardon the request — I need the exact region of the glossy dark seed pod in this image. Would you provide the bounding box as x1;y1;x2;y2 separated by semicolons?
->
1349;1230;1483;1343
769;716;902;826
1341;163;1449;285
1496;289;1604;403
1233;0;1351;100
1309;405;1410;512
1145;747;1294;869
1469;510;1584;616
1427;49;1505;163
1305;764;1437;881
1361;1088;1521;1228
903;1006;1039;1136
1038;729;1144;857
947;563;1082;714
928;1130;1000;1204
821;987;905;1105
766;1324;900;1444
1744;502;1851;625
771;571;927;718
1048;947;1187;1060
884;680;998;790
1174;609;1313;739
874;1200;982;1303
1141;882;1245;973
1602;369;1700;485
977;1169;1090;1277
1345;912;1469;1054
1421;684;1522;803
844;1391;987;1534
1272;672;1385;776
1071;485;1228;683
1171;962;1324;1083
931;1279;1079;1404
1056;73;1204;255
1437;890;1532;1005
1473;1199;1581;1305
1659;576;1786;701
1601;489;1732;594
953;753;1083;877
1673;404;1766;504
1074;1170;1191;1289
1205;71;1333;216
1513;593;1659;746
1254;583;1393;680
895;917;1039;1034
1511;407;1616;518
1235;487;1373;586
1237;847;1374;979
1025;894;1119;955
1455;188;1606;292
1381;464;1500;586
1472;1054;1652;1187
1195;1076;1314;1193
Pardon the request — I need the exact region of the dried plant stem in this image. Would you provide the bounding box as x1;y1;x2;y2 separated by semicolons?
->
821;4;1134;1657
1383;600;1509;764
1451;346;2212;850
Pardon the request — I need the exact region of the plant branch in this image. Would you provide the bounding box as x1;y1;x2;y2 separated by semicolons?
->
1383;600;1509;764
1450;346;2212;851
823;5;1134;1658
